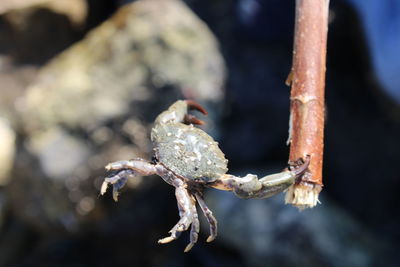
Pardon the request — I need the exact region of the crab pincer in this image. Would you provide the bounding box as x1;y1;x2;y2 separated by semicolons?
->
185;100;208;115
184;100;208;125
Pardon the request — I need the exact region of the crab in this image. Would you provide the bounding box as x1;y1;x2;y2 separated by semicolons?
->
101;100;309;252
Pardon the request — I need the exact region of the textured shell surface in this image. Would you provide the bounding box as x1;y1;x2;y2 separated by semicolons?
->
151;123;228;182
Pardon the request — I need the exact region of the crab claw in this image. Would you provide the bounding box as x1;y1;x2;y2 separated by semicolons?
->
184;114;205;125
101;169;132;201
184;100;208;125
290;155;311;179
185;100;208;115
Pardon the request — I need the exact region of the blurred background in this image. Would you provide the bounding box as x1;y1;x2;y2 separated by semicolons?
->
0;0;399;266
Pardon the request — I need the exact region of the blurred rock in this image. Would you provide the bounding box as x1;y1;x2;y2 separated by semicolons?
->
10;0;225;232
206;189;397;266
26;127;90;179
0;1;86;64
0;61;38;121
0;118;15;185
0;0;87;26
20;0;224;131
0;0;84;125
0;0;44;12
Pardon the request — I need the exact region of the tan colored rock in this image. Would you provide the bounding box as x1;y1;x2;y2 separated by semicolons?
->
20;0;225;131
0;118;15;185
0;0;87;26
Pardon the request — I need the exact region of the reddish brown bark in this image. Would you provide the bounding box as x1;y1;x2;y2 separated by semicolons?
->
285;0;329;208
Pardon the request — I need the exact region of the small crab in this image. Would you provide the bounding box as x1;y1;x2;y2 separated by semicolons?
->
101;100;309;252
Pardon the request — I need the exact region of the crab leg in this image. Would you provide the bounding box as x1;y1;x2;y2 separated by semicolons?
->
101;159;161;201
104;159;158;174
101;169;133;201
195;193;217;242
158;183;200;252
185;204;200;252
210;157;310;199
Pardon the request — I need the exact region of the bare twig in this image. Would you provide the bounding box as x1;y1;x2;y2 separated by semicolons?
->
285;0;329;209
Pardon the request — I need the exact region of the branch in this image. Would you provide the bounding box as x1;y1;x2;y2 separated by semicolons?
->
285;0;330;209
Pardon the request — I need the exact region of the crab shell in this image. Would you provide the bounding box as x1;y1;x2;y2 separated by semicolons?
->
151;122;228;183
